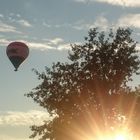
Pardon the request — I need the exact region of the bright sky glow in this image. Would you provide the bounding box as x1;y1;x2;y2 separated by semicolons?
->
115;134;127;140
86;130;133;140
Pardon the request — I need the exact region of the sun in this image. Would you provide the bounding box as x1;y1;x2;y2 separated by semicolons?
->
115;134;127;140
113;128;134;140
86;131;133;140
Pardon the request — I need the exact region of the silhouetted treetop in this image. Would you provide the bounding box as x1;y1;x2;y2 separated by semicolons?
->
26;27;140;140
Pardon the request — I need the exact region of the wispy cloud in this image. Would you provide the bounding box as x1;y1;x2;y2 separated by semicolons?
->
43;38;64;45
93;16;109;30
73;0;140;7
0;135;31;140
17;19;32;27
96;0;140;7
117;14;140;28
43;16;109;31
0;14;4;18
0;110;49;126
0;38;70;51
0;134;34;140
8;13;32;27
28;40;71;51
28;41;54;50
0;38;54;50
57;43;71;50
72;16;109;31
42;22;71;29
73;0;88;2
0;38;10;45
71;14;140;31
0;21;21;33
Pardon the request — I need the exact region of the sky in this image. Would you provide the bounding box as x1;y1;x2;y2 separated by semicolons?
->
0;0;140;139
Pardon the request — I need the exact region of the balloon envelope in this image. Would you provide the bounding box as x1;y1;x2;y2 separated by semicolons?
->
6;41;29;71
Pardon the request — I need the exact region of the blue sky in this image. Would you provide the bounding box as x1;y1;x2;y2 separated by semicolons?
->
0;0;140;139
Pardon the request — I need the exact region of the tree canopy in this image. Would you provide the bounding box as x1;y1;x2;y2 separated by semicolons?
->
26;27;140;140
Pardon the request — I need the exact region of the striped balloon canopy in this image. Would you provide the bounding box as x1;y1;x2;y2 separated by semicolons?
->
6;41;29;71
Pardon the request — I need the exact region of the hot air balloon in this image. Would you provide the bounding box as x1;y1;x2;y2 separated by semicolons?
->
6;41;29;71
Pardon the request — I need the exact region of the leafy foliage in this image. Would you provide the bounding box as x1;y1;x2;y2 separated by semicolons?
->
26;28;140;140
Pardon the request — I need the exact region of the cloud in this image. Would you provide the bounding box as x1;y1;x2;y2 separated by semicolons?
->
0;21;21;33
74;0;88;2
90;16;109;30
17;19;32;27
27;40;70;51
0;135;38;140
57;43;71;50
0;38;70;51
0;135;31;140
42;22;71;29
45;38;64;45
28;39;71;51
43;16;109;31
43;22;52;28
0;38;10;45
16;14;21;18
73;0;140;7
71;14;140;31
136;44;140;50
0;110;49;126
28;41;54;50
0;39;54;50
117;14;140;28
72;20;91;30
73;16;109;31
0;134;33;140
76;14;140;30
0;14;4;18
8;13;32;27
95;0;127;7
97;0;140;7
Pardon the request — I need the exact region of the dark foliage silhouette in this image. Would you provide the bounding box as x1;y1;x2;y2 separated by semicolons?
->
26;27;140;140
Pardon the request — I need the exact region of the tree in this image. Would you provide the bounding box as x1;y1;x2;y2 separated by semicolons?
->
26;27;140;140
